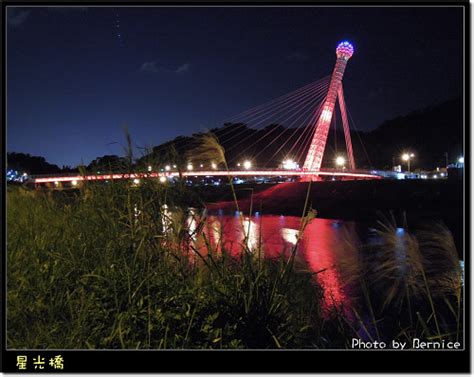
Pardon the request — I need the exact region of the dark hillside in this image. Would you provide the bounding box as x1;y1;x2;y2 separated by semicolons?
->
138;97;463;171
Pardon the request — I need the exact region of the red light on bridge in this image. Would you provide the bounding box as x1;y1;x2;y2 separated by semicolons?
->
33;170;381;186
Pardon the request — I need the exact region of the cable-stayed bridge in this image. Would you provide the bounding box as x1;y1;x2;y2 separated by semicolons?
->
31;41;382;188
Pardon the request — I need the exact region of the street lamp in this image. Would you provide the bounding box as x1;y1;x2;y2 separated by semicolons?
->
402;153;415;173
458;156;464;164
187;163;193;171
211;162;217;169
243;160;252;170
335;156;346;169
283;159;298;170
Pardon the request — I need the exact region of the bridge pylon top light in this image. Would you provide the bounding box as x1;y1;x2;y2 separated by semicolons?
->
336;41;354;60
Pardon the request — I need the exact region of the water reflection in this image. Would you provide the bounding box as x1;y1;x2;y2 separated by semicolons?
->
163;207;360;312
161;204;172;233
281;228;298;245
299;219;358;311
186;208;198;241
154;205;462;340
242;217;259;251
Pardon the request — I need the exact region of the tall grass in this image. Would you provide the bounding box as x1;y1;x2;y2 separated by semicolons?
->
338;213;463;344
7;178;337;349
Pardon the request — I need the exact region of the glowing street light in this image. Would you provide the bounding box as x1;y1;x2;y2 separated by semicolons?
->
187;164;193;171
211;162;217;169
243;160;252;170
335;156;346;168
71;180;78;186
282;159;298;170
165;165;171;171
147;165;152;172
402;152;415;172
159;176;167;183
133;178;140;185
458;157;464;164
173;164;177;169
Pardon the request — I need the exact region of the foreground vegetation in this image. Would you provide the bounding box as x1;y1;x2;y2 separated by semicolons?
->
7;180;463;349
7;136;463;348
7;181;333;349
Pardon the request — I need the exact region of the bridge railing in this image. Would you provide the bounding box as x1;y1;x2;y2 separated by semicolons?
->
317;167;380;175
28;167;379;180
29;167;379;178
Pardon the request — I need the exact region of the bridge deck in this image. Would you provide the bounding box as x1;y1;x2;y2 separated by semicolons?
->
31;169;381;184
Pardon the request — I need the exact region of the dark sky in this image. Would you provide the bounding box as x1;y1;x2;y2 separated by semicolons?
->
7;6;464;167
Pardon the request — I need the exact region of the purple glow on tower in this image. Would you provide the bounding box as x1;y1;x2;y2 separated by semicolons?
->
336;41;354;60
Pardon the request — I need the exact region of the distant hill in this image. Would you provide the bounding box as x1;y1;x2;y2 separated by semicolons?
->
8;97;463;173
139;97;463;171
360;97;463;170
7;152;63;175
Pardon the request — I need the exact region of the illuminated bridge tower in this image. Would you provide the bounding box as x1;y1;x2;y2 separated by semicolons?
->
303;41;355;171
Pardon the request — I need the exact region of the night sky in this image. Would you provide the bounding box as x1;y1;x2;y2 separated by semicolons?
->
7;6;464;167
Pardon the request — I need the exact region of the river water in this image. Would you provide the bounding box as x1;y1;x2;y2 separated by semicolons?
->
184;211;364;312
158;207;463;315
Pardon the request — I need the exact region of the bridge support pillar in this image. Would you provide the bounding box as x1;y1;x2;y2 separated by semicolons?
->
303;41;355;172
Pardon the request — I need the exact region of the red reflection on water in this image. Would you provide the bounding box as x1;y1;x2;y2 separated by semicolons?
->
299;219;356;313
192;214;357;312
